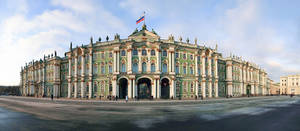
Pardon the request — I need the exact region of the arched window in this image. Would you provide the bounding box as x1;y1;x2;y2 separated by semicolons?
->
183;66;186;74
163;50;167;56
190;67;193;74
175;65;179;74
121;64;126;72
151;50;155;56
121;50;126;56
109;52;112;58
142;62;147;73
175;52;179;58
142;49;147;56
151;63;155;72
162;63;168;73
190;55;193;60
183;54;186;59
132;63;138;73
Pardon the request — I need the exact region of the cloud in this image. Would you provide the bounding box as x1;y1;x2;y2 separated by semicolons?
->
0;0;129;85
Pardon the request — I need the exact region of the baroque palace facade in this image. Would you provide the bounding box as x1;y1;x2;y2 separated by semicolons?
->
20;25;271;99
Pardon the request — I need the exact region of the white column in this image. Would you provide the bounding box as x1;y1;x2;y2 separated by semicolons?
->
195;54;198;76
112;78;117;97
153;79;156;98
74;54;78;98
195;80;199;97
226;61;233;96
81;53;86;98
239;65;243;95
133;79;136;98
138;49;142;72
147;49;151;73
117;51;120;73
128;79;132;98
155;49;160;73
201;51;206;98
127;48;132;74
208;55;212;98
169;79;173;98
113;51;117;73
168;51;171;72
68;57;72;98
88;52;93;99
251;84;255;95
171;51;175;73
172;79;176;98
157;79;161;98
214;55;218;97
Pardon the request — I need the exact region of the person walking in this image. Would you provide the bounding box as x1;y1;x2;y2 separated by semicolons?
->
51;94;53;101
125;95;128;103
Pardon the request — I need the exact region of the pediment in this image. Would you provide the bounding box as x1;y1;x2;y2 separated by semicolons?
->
128;28;160;42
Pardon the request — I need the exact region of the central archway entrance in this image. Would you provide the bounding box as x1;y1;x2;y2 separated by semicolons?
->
119;78;128;99
161;78;170;99
137;78;151;99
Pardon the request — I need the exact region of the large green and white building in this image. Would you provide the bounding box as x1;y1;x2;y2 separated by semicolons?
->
20;25;271;99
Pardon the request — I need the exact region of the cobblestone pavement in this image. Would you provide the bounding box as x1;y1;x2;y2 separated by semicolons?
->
0;96;299;131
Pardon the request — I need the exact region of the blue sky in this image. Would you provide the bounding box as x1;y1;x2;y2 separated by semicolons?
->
0;0;300;85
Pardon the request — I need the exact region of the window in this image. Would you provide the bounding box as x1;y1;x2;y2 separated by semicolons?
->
163;50;167;56
175;65;179;74
190;55;193;60
183;54;186;59
162;63;167;73
197;56;200;61
198;67;201;75
93;64;98;74
175;52;179;58
101;53;104;59
133;63;138;73
142;49;147;56
109;52;112;58
101;66;105;74
151;50;155;56
151;63;155;72
190;67;193;74
142;62;147;73
121;50;126;56
121;64;126;72
109;66;112;73
183;66;186;74
133;49;138;55
191;83;194;92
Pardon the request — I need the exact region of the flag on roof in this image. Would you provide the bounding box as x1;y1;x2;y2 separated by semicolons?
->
136;12;145;24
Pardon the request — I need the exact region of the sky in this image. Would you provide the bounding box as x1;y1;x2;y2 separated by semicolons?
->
0;0;299;85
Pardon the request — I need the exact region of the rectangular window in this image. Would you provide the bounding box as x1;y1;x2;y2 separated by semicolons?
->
163;50;167;56
175;52;179;58
109;66;112;73
101;66;105;74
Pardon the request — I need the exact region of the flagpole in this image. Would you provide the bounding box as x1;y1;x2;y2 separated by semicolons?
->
144;11;146;26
